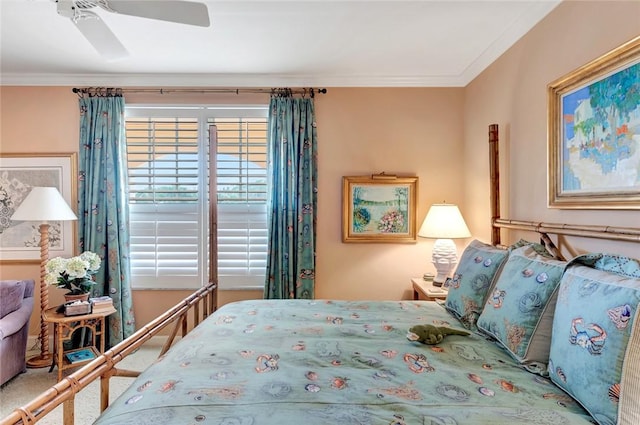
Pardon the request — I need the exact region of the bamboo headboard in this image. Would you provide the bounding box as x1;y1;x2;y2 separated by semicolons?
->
487;124;640;259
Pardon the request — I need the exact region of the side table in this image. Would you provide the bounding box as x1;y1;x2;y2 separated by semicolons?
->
412;277;448;301
43;306;116;381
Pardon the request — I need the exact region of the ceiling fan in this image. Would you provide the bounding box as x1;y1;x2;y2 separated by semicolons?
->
55;0;210;61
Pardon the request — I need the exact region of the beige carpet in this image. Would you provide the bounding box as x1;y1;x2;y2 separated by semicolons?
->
0;342;162;425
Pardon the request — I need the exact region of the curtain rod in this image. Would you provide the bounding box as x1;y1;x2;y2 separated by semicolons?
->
72;87;327;98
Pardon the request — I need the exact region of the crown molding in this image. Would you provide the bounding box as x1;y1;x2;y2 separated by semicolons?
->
0;72;468;88
462;0;560;84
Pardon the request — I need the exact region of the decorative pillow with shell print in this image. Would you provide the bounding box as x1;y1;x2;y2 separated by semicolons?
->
444;240;509;329
548;254;640;425
476;245;567;375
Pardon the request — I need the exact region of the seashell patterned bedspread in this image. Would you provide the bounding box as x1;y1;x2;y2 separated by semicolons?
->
94;300;595;425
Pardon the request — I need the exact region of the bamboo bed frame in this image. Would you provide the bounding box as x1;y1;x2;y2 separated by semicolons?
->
1;124;638;425
0;284;217;425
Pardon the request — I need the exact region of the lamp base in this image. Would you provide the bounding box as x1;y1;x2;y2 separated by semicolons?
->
26;353;53;369
432;238;458;287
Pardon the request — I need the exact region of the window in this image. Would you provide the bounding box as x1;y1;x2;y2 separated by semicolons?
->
214;119;268;289
125;106;268;290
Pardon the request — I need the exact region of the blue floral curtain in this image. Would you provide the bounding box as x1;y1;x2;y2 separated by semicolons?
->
77;89;134;347
264;91;318;299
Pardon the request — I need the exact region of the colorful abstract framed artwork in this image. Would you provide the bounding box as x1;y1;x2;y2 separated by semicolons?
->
548;35;640;209
342;174;418;243
0;153;77;262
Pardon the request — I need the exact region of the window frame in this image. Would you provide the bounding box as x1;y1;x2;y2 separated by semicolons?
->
125;105;268;291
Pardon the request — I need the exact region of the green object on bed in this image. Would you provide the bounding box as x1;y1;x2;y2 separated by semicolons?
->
407;324;470;345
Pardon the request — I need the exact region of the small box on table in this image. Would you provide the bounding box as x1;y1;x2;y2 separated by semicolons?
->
64;300;92;316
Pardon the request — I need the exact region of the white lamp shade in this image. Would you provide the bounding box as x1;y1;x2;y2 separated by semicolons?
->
418;203;471;239
10;187;77;222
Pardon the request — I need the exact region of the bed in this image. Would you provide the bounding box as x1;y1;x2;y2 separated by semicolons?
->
92;299;597;425
90;244;640;425
2;124;639;425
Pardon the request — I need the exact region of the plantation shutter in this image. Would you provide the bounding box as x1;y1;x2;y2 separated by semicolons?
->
126;117;205;288
214;118;268;289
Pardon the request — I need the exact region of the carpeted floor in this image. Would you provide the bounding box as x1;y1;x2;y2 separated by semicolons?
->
0;341;162;425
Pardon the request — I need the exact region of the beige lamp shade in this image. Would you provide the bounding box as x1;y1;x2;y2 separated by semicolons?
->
418;203;471;239
418;204;471;285
11;187;77;222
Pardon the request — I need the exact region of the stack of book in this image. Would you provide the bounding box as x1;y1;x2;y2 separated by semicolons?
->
90;296;114;313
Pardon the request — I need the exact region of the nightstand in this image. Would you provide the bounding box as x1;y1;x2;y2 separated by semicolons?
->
43;306;116;381
412;277;448;301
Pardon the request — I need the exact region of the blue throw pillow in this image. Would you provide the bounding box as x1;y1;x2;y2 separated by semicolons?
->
444;240;509;329
548;255;640;425
477;245;567;374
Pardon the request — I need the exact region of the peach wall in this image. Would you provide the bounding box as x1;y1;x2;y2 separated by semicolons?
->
0;86;81;335
315;88;465;300
464;0;640;259
0;86;464;337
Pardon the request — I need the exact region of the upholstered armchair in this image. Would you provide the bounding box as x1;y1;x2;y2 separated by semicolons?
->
0;279;35;386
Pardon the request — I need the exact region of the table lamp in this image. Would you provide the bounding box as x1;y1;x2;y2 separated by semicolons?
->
418;203;471;286
10;187;78;368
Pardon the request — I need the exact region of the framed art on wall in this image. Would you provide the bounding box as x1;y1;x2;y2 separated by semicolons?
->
342;174;418;243
0;153;77;262
548;35;640;209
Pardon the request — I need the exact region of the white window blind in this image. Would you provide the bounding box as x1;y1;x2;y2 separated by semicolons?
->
126;117;205;289
124;107;268;290
213;118;268;289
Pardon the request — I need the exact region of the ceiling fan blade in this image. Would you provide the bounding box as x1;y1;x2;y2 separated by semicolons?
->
105;1;210;27
72;11;129;61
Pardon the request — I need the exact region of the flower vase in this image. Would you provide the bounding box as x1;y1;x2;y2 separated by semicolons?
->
64;292;90;303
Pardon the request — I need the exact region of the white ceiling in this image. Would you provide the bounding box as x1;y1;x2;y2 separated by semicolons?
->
0;0;561;87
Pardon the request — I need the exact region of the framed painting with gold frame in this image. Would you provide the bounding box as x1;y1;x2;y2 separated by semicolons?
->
0;153;77;263
548;35;640;209
342;174;418;243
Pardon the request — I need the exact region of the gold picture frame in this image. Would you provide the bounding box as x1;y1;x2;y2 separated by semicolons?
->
548;35;640;209
0;152;78;263
342;174;418;243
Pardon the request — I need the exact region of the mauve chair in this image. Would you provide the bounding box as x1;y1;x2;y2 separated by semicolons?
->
0;279;35;386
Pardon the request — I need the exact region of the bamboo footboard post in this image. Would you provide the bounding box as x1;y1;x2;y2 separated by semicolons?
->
100;374;111;412
99;367;140;413
62;399;74;425
205;290;212;318
208;286;216;316
159;316;183;357
181;315;188;338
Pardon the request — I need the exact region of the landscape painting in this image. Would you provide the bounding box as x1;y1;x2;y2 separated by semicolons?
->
342;175;417;243
548;36;640;208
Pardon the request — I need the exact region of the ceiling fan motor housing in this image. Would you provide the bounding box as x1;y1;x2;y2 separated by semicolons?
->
55;0;75;18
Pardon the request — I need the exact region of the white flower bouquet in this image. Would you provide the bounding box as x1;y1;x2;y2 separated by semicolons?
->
45;251;101;294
